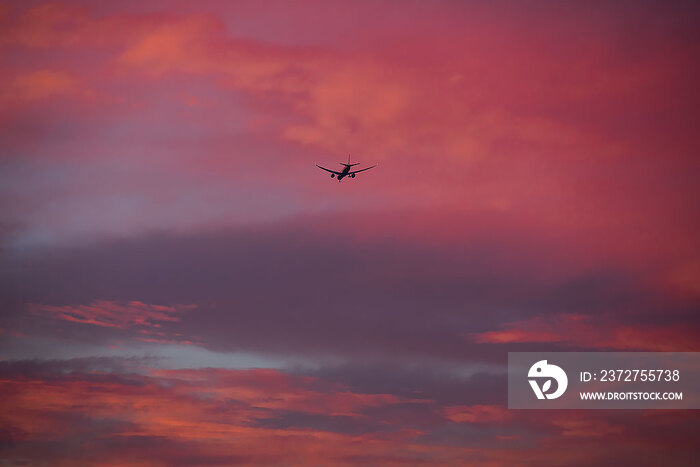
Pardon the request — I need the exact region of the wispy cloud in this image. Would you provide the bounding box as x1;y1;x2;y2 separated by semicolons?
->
471;313;699;351
28;300;197;344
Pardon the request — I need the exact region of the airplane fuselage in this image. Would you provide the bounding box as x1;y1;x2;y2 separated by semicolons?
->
336;165;352;180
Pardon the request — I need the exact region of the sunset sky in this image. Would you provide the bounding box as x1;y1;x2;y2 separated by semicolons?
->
1;1;699;465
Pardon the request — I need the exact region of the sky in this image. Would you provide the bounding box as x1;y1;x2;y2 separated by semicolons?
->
1;1;699;465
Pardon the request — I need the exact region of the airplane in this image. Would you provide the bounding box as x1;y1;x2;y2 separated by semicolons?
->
316;154;377;182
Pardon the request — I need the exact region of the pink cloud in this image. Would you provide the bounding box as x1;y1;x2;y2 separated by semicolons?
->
2;363;698;466
2;70;81;101
0;366;439;464
471;313;699;351
28;300;197;344
0;1;696;283
442;404;513;424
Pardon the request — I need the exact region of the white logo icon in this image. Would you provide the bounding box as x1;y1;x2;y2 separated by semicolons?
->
528;360;568;400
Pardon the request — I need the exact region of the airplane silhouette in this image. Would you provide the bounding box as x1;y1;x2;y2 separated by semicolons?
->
316;154;377;182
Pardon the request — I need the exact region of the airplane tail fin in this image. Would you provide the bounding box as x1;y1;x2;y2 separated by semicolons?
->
341;153;360;167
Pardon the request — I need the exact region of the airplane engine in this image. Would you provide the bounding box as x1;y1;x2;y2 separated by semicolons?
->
331;174;335;178
351;173;356;178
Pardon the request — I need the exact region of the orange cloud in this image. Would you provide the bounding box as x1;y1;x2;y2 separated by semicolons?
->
0;69;92;105
2;365;697;466
0;0;696;284
550;417;625;438
473;329;565;345
442;404;513;424
0;367;448;465
471;313;699;351
149;367;426;417
9;1;600;169
13;70;78;99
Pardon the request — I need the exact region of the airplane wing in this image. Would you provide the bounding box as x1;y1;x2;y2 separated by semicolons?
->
349;165;377;175
316;165;342;175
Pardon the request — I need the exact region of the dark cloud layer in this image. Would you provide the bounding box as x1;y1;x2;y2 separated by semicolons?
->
2;210;697;365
